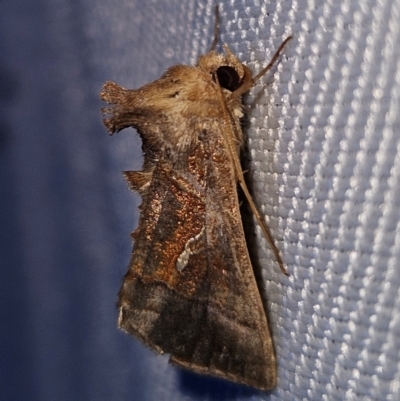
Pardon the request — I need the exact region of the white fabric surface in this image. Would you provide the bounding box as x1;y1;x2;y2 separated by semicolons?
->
91;0;400;399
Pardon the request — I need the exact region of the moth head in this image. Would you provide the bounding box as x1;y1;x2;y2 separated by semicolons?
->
197;45;252;93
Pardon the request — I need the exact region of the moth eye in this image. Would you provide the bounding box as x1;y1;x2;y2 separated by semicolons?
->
215;66;241;91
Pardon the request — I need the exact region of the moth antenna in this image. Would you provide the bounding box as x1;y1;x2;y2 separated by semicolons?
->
253;35;292;82
213;73;288;276
231;35;293;99
209;5;220;52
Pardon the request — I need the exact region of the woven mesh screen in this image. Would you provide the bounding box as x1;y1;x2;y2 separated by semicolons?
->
3;0;400;400
93;1;400;399
90;0;400;400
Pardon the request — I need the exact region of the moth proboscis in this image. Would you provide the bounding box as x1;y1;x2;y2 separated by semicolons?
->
100;8;291;391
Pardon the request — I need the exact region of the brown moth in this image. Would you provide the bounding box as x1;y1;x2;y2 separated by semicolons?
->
100;9;290;391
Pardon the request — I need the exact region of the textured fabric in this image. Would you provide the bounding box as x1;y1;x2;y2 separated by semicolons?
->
2;0;400;400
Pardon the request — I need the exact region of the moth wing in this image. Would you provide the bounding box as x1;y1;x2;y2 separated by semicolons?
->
168;134;276;390
118;134;276;390
168;198;276;390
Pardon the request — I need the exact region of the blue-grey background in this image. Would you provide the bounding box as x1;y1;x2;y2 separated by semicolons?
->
3;0;400;400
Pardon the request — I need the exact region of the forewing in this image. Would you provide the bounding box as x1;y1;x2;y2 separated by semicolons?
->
118;129;275;390
169;132;276;390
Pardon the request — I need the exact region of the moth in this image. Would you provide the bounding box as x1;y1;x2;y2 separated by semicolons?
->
100;9;290;391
